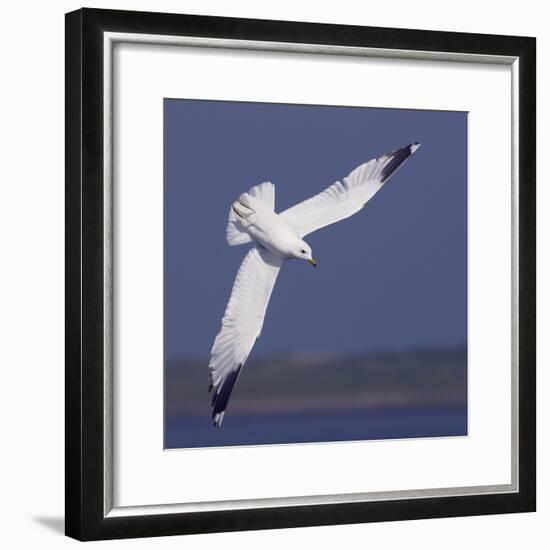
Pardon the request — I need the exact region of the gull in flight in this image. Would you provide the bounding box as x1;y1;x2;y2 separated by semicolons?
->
209;142;421;426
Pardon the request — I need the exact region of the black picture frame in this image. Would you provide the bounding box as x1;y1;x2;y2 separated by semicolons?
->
65;7;536;541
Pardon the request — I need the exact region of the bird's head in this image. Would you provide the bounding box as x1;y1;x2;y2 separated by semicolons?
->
293;240;317;267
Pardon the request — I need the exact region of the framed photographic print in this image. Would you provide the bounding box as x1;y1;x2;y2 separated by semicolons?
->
65;7;536;541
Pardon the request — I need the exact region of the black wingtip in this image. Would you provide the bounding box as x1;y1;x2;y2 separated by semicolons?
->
210;363;244;427
380;143;420;183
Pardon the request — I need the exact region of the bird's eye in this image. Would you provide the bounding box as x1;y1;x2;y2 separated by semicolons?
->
301;249;306;254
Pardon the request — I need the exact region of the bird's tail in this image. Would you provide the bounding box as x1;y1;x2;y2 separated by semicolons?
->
226;207;254;246
226;181;275;246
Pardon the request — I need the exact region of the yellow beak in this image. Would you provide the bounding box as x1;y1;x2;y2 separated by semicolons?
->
307;258;318;267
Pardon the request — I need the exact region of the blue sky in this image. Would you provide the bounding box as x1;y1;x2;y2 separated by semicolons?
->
164;99;467;362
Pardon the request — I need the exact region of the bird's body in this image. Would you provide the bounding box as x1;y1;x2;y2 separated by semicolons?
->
231;193;302;258
208;143;421;426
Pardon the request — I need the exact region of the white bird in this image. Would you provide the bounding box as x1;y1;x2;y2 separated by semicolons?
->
208;142;421;426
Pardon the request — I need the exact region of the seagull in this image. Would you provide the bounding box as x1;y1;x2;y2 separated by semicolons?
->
208;142;421;426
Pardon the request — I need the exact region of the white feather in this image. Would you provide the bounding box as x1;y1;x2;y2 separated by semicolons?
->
279;144;420;237
226;182;275;246
209;246;282;426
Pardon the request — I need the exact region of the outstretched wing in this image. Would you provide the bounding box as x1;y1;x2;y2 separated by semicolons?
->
209;246;283;426
280;143;421;237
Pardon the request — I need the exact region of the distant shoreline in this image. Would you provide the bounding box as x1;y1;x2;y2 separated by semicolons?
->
165;347;467;416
